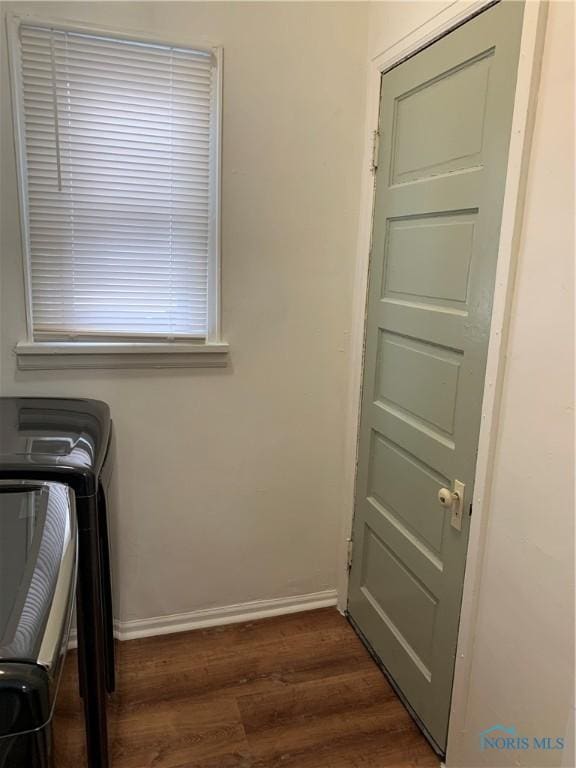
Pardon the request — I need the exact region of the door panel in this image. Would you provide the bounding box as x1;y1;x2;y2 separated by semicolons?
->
391;52;492;184
361;525;438;670
348;1;524;752
375;331;462;434
382;213;476;305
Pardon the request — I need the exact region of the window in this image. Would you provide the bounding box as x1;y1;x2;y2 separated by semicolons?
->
9;17;224;365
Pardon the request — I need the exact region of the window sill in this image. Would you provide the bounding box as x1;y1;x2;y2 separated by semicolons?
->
15;340;230;370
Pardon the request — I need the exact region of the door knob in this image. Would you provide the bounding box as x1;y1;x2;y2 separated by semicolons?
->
438;487;459;506
437;480;465;531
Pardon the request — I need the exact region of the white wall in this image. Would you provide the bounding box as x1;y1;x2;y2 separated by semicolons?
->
0;1;369;623
368;2;574;766
368;0;454;58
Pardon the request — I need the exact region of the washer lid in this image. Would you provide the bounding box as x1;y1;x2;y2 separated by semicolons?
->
0;482;76;666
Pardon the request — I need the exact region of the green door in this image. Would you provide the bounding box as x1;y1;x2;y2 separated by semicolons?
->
347;1;524;753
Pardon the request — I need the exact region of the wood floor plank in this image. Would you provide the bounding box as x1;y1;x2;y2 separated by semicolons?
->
111;697;248;768
201;629;376;698
238;668;400;732
237;670;436;768
52;608;439;768
115;611;366;711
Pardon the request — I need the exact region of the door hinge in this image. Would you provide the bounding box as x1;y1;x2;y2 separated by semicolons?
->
469;502;473;517
371;130;380;173
346;538;354;570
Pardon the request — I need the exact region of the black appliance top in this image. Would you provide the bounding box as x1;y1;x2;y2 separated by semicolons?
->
0;397;110;497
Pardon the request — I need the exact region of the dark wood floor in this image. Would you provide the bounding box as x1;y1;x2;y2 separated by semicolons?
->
53;608;439;768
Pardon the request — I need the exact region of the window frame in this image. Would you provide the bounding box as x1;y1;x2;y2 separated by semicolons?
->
7;12;227;369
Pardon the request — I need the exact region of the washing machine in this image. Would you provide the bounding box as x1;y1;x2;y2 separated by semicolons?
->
0;480;77;768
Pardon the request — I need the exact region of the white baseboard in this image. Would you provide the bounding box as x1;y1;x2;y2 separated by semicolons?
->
69;589;338;646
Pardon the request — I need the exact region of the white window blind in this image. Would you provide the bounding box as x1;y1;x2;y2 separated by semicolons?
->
16;22;218;340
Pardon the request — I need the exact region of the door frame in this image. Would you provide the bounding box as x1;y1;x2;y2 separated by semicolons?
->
336;0;548;763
